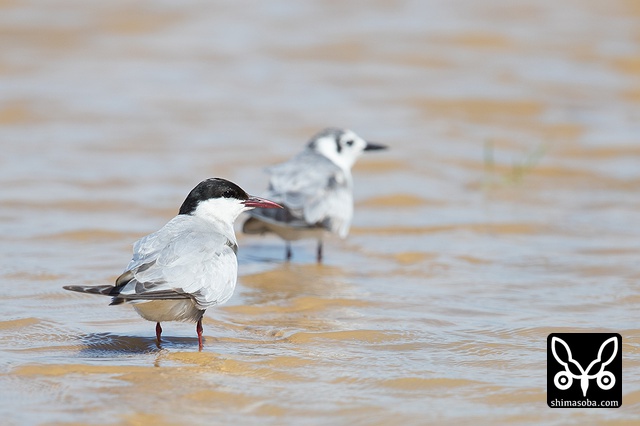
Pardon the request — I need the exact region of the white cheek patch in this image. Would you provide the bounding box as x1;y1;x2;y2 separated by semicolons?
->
193;197;247;224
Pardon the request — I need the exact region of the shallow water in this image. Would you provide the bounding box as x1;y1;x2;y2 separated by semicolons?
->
1;0;639;424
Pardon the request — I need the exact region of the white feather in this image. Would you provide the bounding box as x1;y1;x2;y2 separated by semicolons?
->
245;128;373;241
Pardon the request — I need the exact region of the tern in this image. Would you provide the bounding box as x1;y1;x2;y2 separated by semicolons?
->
63;178;281;350
242;128;386;262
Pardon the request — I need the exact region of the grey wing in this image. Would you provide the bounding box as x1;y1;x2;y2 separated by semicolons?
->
114;216;238;308
252;151;353;236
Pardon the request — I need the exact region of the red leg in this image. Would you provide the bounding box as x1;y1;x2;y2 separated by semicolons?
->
196;319;203;351
155;322;162;347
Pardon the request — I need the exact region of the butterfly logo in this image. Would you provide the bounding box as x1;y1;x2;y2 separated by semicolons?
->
551;336;618;397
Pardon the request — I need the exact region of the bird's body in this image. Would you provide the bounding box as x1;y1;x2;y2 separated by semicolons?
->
243;128;386;262
64;178;281;349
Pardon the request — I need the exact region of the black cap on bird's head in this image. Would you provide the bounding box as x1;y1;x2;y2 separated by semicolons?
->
179;178;281;216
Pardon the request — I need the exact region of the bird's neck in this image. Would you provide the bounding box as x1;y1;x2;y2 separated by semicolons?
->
192;198;245;241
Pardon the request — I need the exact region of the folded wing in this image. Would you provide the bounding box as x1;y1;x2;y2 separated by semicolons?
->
247;151;353;237
74;215;238;309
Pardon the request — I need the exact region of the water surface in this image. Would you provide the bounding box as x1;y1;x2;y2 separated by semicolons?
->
1;0;639;424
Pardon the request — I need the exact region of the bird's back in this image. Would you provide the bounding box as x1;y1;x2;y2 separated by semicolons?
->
244;149;354;238
115;215;239;309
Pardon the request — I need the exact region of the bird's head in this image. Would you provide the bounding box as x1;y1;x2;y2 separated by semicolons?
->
179;178;281;224
307;128;386;170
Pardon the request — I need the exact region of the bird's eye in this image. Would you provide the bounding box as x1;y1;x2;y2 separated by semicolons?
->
345;140;354;146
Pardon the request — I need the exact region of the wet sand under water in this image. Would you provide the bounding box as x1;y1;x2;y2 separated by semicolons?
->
1;0;640;425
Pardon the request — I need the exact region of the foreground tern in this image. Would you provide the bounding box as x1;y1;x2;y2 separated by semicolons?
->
63;178;281;350
242;128;386;262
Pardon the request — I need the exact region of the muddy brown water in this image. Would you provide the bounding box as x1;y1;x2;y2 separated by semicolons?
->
1;0;639;424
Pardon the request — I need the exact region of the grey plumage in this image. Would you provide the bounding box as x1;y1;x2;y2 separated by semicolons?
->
63;178;281;349
243;128;386;262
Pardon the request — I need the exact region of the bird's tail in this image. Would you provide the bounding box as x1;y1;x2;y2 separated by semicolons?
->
63;285;117;296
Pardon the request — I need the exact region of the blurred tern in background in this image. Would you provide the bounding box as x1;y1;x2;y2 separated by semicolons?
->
64;178;281;350
242;128;387;263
